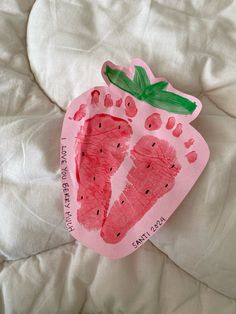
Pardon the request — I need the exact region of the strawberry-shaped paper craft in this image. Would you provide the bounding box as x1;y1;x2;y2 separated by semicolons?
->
60;59;210;259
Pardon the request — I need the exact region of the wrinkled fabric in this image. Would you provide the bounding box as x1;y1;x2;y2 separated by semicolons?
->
0;0;236;313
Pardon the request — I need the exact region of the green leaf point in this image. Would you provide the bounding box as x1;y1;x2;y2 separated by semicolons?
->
104;66;142;98
133;66;150;90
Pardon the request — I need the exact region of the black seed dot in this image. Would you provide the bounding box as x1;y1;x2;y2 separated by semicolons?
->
152;142;156;147
121;200;124;204
145;189;150;194
171;164;175;168
165;184;168;187
99;122;101;128
117;143;120;148
81;196;83;200
118;125;121;129
146;164;150;168
100;148;103;152
110;167;112;172
82;152;85;156
127;103;130;107
117;232;121;237
93;176;95;181
149;124;152;128
96;210;100;215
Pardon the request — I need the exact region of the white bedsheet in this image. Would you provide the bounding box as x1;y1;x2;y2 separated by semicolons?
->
1;0;236;313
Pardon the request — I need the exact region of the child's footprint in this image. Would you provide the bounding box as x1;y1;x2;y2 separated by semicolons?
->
75;113;132;230
100;135;181;243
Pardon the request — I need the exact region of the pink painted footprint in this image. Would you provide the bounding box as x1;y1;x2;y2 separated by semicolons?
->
75;114;132;230
101;135;181;243
61;59;209;258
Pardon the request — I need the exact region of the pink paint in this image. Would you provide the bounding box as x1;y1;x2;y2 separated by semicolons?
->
72;104;87;121
172;123;183;137
104;94;113;107
75;114;132;230
61;59;210;259
184;138;194;148
145;113;162;130
125;96;137;117
116;98;122;107
101;135;181;243
91;90;100;105
166;117;176;129
186;151;197;163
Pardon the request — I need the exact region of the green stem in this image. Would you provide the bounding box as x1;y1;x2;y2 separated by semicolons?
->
104;64;197;115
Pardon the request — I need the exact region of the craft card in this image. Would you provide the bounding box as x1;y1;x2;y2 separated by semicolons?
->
60;59;210;259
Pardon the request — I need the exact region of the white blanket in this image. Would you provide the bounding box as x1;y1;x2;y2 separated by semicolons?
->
1;0;236;313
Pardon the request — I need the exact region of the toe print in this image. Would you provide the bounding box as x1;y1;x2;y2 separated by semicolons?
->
70;104;87;121
125;96;137;117
186;151;198;163
91;90;100;105
61;58;209;258
104;94;113;107
166;117;176;129
116;98;122;107
172;123;183;137
145;113;162;130
184;138;194;148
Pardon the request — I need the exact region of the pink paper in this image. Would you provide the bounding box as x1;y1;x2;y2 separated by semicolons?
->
60;59;210;259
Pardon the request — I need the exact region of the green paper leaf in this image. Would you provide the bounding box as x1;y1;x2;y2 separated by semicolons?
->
104;64;197;115
104;66;142;97
148;81;168;92
133;66;150;90
143;90;197;115
140;81;168;99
